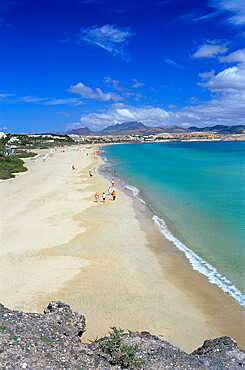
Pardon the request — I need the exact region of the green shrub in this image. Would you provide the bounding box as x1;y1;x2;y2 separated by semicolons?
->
98;327;144;369
0;155;27;179
0;326;8;332
14;150;37;158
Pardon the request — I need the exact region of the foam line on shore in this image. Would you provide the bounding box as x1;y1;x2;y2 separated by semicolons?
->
153;214;245;308
127;182;245;307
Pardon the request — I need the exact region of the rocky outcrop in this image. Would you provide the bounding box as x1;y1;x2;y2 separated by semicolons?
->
0;302;244;369
44;301;86;338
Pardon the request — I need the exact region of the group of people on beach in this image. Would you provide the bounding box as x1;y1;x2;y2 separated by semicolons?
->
94;189;116;202
84;149;117;203
89;167;96;177
94;178;117;203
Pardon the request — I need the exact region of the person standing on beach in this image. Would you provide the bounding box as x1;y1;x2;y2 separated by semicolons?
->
112;190;116;201
111;179;115;186
108;187;112;195
102;192;106;202
94;192;99;202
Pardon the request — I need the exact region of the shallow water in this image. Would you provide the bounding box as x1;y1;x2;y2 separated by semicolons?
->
102;141;245;306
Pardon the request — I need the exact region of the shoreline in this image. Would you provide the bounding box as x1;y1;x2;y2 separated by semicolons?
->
100;142;245;305
0;145;244;353
98;147;245;349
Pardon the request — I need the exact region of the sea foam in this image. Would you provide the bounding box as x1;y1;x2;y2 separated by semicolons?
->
126;184;139;196
126;184;146;204
152;214;245;308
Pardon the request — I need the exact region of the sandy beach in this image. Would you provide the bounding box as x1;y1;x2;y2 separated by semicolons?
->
0;145;244;353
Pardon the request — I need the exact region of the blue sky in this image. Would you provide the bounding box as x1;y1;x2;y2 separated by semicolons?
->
0;0;245;133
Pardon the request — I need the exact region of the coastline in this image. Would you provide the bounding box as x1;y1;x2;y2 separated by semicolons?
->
0;145;244;353
100;141;245;302
99;147;245;349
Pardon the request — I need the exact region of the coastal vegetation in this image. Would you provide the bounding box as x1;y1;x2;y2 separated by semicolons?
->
0;132;74;180
13;150;37;158
0;133;12;154
9;133;75;149
95;327;144;368
0;155;27;179
0;135;38;179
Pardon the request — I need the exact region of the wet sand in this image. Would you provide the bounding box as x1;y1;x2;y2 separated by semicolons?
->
0;145;244;353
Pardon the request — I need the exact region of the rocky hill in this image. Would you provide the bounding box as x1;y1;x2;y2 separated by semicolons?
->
0;301;244;369
66;122;245;136
67;127;94;135
99;121;147;135
188;125;245;134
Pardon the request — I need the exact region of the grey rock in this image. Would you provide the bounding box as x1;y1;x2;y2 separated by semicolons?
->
0;302;244;369
43;301;86;338
192;336;245;367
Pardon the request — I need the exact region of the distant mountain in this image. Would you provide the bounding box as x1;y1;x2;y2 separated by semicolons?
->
189;125;245;134
99;121;147;135
68;127;94;135
98;122;190;135
65;122;245;136
155;125;190;134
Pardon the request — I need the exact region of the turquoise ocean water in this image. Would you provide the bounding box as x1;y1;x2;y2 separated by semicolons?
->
102;141;245;307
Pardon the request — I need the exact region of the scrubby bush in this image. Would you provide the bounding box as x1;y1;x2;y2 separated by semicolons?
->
97;327;144;369
0;155;27;179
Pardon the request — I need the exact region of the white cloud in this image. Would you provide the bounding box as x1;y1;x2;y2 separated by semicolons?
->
56;111;71;117
199;65;245;92
68;82;123;102
44;98;83;106
0;93;82;106
193;0;245;26
219;48;245;64
193;41;228;58
103;77;144;99
0;93;14;99
181;91;245;126
103;76;123;91
71;60;245;130
162;58;185;69
77;24;135;61
121;92;142;101
199;70;215;80
131;79;144;88
18;96;49;103
208;0;245;26
74;90;245;130
65;121;83;130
